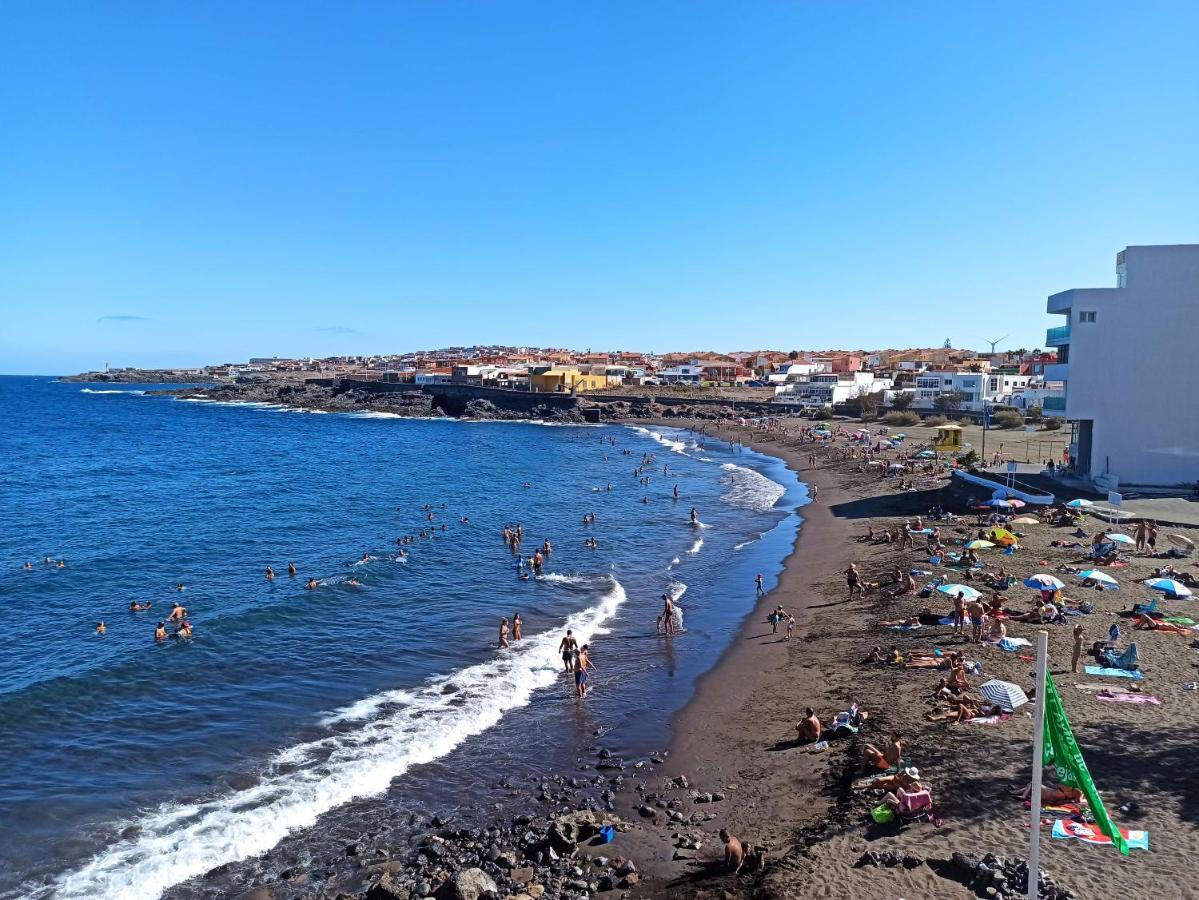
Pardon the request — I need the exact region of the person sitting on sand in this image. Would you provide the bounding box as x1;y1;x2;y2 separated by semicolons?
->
871;766;922;794
865;645;887;664
796;707;822;743
985;617;1007;643
862;731;903;772
720;829;744;874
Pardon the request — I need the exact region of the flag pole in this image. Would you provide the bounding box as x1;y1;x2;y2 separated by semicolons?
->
1027;629;1049;900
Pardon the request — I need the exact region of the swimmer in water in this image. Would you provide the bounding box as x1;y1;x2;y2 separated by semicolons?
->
499;617;510;649
23;562;32;571
287;562;297;577
673;485;680;500
176;619;193;639
43;556;53;565
513;613;522;641
154;621;168;641
347;577;360;586
169;602;187;622
305;578;319;589
265;566;275;581
129;601;152;612
175;583;186;592
96;621;106;635
361;553;370;563
690;507;699;526
56;559;66;569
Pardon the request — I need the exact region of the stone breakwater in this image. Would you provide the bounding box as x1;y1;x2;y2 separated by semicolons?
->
153;380;778;423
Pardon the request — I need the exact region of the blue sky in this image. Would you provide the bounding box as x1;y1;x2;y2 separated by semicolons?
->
2;2;1197;373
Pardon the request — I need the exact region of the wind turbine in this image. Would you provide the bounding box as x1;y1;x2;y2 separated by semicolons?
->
979;334;1010;355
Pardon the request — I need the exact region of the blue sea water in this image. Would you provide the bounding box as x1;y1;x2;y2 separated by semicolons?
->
0;376;805;900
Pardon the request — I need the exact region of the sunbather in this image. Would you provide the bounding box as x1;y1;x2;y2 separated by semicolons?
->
862;731;903;772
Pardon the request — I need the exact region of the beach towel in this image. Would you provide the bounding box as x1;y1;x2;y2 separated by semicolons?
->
938;616;956;626
1051;819;1149;851
994;637;1031;652
1096;693;1161;705
966;714;1007;725
887;624;922;631
1165;617;1195;625
1084;666;1144;679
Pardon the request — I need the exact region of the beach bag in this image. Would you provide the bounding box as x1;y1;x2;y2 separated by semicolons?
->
870;804;894;824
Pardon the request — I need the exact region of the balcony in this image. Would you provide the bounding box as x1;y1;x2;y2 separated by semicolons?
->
1042;363;1069;382
1042;396;1066;413
1045;325;1071;347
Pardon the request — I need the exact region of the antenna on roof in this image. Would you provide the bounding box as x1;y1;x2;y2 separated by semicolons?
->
978;334;1010;354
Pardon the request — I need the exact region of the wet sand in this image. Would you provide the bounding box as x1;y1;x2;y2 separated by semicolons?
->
628;419;1199;899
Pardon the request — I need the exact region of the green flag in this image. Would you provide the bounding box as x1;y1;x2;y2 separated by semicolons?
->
1041;672;1129;855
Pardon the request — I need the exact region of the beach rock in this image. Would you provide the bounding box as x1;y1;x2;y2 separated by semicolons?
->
668;775;689;790
621;872;640;888
434;867;497;900
367;872;411;900
510;867;535;884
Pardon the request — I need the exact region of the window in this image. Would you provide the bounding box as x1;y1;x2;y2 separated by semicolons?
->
988;377;998;391
1078;310;1097;323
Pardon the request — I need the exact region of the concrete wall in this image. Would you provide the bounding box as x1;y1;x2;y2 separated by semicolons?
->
1057;245;1199;486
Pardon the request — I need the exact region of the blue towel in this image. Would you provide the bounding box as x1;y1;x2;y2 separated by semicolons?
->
1085;665;1144;679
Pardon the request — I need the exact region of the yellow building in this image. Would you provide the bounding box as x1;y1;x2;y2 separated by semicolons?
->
529;368;610;394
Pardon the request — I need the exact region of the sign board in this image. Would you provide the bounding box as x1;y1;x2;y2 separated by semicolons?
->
1107;491;1123;507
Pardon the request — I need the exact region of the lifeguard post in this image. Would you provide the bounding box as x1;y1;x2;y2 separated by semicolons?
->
933;423;963;453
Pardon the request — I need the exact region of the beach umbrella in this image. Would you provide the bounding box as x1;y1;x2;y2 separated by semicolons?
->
937;583;982;600
1105;533;1136;545
1007;499;1027;508
1066;499;1093;508
985;499;1014;508
963;539;994;550
1024;574;1064;590
888;462;905;470
1145;578;1193;597
979;679;1029;712
1078;570;1119;587
1011;517;1039;525
1168;534;1195;550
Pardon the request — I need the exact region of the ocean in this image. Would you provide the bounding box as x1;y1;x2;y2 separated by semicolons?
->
0;376;805;900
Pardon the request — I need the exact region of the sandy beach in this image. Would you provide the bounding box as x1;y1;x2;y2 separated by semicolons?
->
625;418;1199;899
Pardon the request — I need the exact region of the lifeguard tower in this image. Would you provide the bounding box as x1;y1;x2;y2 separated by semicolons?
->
934;423;963;453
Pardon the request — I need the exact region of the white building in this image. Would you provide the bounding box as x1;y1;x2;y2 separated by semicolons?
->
774;371;889;406
1046;244;1199;488
907;371;1034;412
658;364;704;384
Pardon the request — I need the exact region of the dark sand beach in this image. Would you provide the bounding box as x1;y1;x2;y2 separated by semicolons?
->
623;418;1199;899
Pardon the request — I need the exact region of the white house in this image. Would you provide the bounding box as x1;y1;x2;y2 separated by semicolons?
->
658;364;704;384
774;371;890;406
1045;244;1199;488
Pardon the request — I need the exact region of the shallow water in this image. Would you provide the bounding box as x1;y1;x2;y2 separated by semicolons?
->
0;377;805;899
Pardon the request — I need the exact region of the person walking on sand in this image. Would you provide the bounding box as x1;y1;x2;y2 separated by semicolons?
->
1134;520;1147;553
558;629;578;673
575;644;595;698
1071;623;1085;673
499;617;510;649
755;573;764;595
786;614;796;641
1147;521;1158;555
966;597;986;644
846;563;863;600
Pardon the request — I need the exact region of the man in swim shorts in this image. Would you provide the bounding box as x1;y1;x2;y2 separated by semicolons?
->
575;644;595;698
559;629;577;673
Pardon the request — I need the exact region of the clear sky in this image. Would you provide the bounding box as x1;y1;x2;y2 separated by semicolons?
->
2;2;1197;374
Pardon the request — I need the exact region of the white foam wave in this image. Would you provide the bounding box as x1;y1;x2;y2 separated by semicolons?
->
319;688;419;726
627;426;688;455
720;463;785;512
686;538;704;555
667;581;687;602
538;572;598;586
54;578;627;900
80;388;146;395
733;539;757;551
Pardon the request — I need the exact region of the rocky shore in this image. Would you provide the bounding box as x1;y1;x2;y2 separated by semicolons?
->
152;381;750;423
